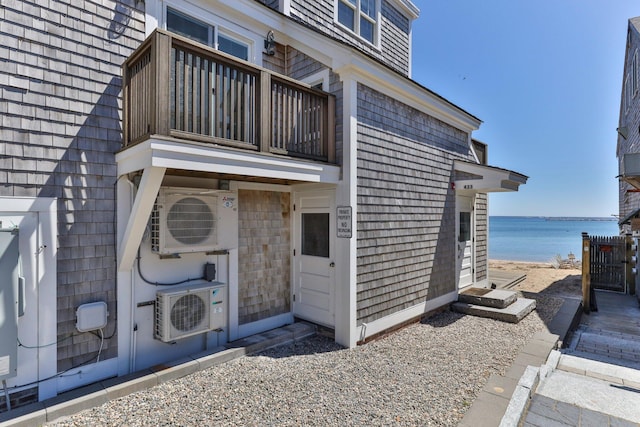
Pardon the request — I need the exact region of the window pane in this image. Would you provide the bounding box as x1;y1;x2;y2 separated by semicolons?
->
459;212;471;242
167;8;209;46
218;34;249;61
302;213;329;257
361;0;376;18
338;1;355;30
360;17;374;43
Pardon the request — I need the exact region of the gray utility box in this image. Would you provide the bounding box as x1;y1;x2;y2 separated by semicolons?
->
0;229;19;381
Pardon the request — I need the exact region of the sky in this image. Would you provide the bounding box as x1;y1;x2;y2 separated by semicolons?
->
409;1;640;217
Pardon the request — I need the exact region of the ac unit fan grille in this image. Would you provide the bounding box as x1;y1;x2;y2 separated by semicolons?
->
155;284;226;342
170;294;206;331
167;197;215;245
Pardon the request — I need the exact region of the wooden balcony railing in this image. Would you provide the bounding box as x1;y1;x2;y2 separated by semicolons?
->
123;29;335;163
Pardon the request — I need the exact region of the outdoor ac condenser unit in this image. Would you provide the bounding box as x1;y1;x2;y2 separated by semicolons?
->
155;282;226;342
151;187;218;255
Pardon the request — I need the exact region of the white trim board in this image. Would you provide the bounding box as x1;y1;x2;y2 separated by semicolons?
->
356;291;458;342
237;313;294;339
0;197;58;401
116;138;341;184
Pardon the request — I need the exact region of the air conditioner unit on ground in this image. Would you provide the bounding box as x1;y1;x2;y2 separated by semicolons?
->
151;187;218;254
155;282;227;342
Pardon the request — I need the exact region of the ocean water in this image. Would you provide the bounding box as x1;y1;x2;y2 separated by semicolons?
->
489;216;620;262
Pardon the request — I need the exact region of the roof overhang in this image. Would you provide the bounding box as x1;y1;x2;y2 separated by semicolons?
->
116;136;341;183
453;160;528;195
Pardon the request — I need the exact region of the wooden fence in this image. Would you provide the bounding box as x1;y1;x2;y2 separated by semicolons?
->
582;233;632;313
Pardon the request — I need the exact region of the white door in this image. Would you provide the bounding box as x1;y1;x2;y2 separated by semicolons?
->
293;190;335;327
457;196;474;289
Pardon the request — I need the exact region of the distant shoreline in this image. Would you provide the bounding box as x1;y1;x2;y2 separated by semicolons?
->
489;216;617;222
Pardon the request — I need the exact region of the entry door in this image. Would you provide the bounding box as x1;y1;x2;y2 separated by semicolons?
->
293;190;335;327
457;196;474;289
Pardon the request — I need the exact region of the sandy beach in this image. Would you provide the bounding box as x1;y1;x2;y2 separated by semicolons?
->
489;259;582;299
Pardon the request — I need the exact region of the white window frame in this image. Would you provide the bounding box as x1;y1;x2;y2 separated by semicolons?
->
335;0;381;48
162;1;257;63
625;74;631;113
634;49;639;97
217;30;252;62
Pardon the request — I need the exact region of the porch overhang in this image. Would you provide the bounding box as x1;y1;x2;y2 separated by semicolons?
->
453;160;528;195
116;136;341;182
620;153;640;190
116;137;341;272
619;207;640;225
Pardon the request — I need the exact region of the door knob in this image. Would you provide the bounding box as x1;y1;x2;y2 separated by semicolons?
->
330;262;335;267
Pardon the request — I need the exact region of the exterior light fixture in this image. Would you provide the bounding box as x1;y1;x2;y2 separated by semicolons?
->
264;30;275;56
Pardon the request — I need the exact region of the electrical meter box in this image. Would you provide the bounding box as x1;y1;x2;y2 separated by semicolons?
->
0;229;19;381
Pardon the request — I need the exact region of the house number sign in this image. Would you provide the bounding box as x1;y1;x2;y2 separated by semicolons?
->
337;206;352;238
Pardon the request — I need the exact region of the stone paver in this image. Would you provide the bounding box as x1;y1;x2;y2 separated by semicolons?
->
524;394;639;427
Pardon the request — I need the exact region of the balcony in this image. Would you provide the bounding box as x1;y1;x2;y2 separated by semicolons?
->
122;30;336;164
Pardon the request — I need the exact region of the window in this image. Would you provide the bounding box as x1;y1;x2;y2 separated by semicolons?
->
166;8;250;61
218;33;249;61
167;8;211;45
459;212;471;242
625;74;631;112
337;0;377;44
631;49;640;97
301;213;330;257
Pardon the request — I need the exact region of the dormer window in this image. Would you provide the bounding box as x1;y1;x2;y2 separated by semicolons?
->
337;0;378;44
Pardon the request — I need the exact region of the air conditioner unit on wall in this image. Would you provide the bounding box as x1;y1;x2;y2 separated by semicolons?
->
151;187;218;255
155;282;227;342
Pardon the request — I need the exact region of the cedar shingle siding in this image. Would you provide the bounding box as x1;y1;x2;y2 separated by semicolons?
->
619;18;640;226
380;1;410;75
0;0;145;370
356;84;474;324
238;190;291;324
289;0;411;76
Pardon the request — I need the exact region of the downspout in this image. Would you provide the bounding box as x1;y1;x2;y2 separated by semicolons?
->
126;178;137;373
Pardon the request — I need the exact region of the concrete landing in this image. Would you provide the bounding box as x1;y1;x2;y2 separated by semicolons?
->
458;287;518;309
531;365;640;424
488;270;528;289
452;297;537;323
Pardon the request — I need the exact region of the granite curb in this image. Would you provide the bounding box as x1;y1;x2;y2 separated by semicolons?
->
459;297;582;427
0;323;316;427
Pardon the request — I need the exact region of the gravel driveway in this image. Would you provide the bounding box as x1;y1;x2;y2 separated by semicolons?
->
48;294;562;426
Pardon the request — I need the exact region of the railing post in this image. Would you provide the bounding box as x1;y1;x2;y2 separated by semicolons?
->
326;95;336;164
582;232;591;314
154;31;171;136
122;60;130;147
260;70;271;153
626;233;635;295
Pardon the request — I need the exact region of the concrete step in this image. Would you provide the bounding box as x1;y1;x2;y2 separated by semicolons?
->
557;353;640;388
451;297;537;323
458;287;518;309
